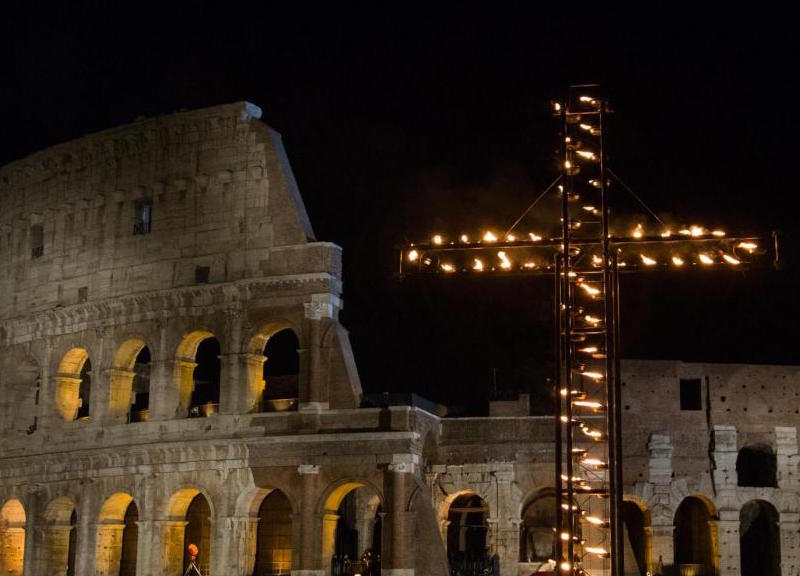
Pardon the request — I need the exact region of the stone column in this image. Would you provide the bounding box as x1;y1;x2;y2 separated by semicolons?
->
94;523;126;575
219;309;243;415
158;520;189;576
21;490;37;576
382;454;417;576
712;426;738;489
780;511;800;576
648;431;673;485
74;486;95;576
490;466;518;574
223;516;259;576
649;523;674;574
294;464;324;576
149;325;175;421
716;509;740;576
776;426;798;489
135;519;157;576
300;294;340;411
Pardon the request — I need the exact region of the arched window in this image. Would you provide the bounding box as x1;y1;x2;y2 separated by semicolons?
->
253;490;294;576
447;494;489;567
740;500;780;576
622;501;650;576
130;346;151;422
322;482;383;576
0;499;26;576
164;489;213;576
41;497;77;575
96;493;138;576
55;348;91;422
262;329;299;412
520;492;555;563
189;337;221;418
674;497;716;576
737;444;777;487
184;494;212;576
120;501;138;576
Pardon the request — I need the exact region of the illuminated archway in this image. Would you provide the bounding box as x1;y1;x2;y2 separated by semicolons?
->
253;489;294;575
674;496;717;576
42;496;77;576
174;331;219;418
0;499;26;576
54;348;91;421
95;492;138;576
110;339;151;423
446;492;489;566
622;499;651;576
246;322;296;412
740;499;780;576
163;488;213;576
519;491;555;563
321;481;383;575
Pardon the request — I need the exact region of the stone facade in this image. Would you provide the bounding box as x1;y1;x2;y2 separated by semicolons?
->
0;104;797;576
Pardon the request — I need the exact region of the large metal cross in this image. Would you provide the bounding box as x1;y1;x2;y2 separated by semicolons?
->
398;84;777;575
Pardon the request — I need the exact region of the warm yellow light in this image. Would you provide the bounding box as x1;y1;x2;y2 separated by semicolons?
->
483;231;498;242
473;258;484;271
506;233;516;242
576;150;596;160
560;532;570;541
661;230;672;238
441;263;455;272
592;254;603;265
585;546;610;557
640;254;657;266
408;249;419;262
690;225;704;237
579;123;593;131
584;516;607;526
553;102;562;112
498;251;512;269
699;253;714;265
564;160;573;169
432;234;443;245
579;95;594;103
460;234;469;243
578;346;598;353
523;261;537;269
579;283;601;296
560;388;568;397
723;253;741;265
581;371;604;380
738;241;757;252
584;315;601;325
560;561;571;572
581;458;606;468
633;224;644;238
679;228;691;236
588;178;602;188
712;229;726;237
583;428;604;438
583;205;596;212
529;232;542;241
573;400;604;409
672;255;684;266
560;415;569;423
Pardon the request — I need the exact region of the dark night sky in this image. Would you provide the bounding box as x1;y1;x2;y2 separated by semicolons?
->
2;5;798;410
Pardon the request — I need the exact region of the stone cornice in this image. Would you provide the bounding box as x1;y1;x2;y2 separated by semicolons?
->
0;272;341;346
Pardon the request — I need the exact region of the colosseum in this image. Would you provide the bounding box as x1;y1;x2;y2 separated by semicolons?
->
0;102;798;576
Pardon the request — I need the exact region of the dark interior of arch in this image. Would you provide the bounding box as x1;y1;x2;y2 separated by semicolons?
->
263;329;299;406
76;358;91;420
67;509;77;576
130;346;151;422
674;497;713;574
622;501;647;576
254;490;293;575
191;338;220;416
520;494;555;562
737;445;777;487
447;494;489;564
740;500;780;576
120;501;138;576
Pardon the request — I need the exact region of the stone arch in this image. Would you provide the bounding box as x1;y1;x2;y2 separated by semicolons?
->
0;353;40;435
673;495;717;576
444;491;490;566
622;498;651;576
54;347;92;421
320;479;384;574
95;492;138;576
519;488;555;563
0;498;26;576
163;487;214;576
41;496;78;576
737;443;777;487
174;330;220;418
740;499;780;576
245;321;299;413
109;338;152;423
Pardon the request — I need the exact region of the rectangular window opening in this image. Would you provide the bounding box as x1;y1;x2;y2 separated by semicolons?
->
133;200;152;235
31;224;44;258
680;378;702;411
195;266;210;284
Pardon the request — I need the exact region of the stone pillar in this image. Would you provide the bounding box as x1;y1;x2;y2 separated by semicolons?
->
94;523;126;575
220;309;243;415
158;520;189;576
223;516;259;576
650;523;674;574
74;486;95;576
149;324;175;420
36;341;54;433
135;519;157;576
776;426;798;489
490;466;518;574
716;509;740;576
300;294;340;411
294;464;324;576
21;491;37;576
712;425;738;489
648;431;673;485
382;454;417;576
780;511;800;576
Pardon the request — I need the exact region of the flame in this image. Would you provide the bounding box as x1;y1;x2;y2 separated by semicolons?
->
432;234;443;245
560;532;570;541
573;400;604;409
498;251;512;269
690;225;705;237
579;123;593;131
560;561;571;572
523;261;537;269
640;254;657;266
583;205;596;212
560;388;568;397
578;346;598;353
483;231;498;242
529;232;542;241
633;224;644;238
407;249;419;262
441;263;455;272
585;546;610;556
672;255;684;266
738;241;757;252
579;283;601;296
584;516;607;526
712;229;726;237
699;253;714;265
576;150;597;160
581;370;604;380
473;258;484;271
661;230;672;238
581;458;606;467
592;254;603;265
679;228;691;236
564;160;573;170
584;315;601;325
723;253;740;265
460;234;470;243
506;233;516;242
588;178;602;188
553;102;562;112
